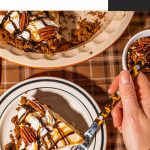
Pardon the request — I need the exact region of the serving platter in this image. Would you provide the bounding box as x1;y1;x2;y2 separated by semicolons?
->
0;11;134;68
0;77;107;150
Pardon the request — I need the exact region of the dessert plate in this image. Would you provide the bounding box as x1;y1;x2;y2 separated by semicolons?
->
0;77;107;150
0;11;134;68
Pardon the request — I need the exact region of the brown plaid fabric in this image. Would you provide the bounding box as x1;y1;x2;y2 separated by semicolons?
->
0;12;150;150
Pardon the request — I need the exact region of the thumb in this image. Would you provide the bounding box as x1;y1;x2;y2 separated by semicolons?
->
119;70;140;116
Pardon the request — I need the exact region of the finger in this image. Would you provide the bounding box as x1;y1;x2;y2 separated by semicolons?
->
119;70;141;116
135;72;150;98
111;102;123;128
135;72;150;117
108;75;119;94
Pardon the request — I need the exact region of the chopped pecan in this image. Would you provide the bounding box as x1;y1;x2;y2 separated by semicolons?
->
28;100;45;115
128;37;150;81
20;96;28;105
20;125;36;145
19;12;29;32
39;26;57;40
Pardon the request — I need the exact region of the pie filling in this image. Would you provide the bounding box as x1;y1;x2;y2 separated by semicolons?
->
4;97;84;150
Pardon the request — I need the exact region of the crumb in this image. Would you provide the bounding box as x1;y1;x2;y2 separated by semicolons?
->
11;115;18;125
19;96;27;105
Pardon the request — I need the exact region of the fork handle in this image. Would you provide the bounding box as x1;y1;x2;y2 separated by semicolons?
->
84;61;143;139
84;94;120;139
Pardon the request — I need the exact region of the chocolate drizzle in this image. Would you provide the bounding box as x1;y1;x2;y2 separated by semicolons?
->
17;110;30;125
50;131;75;150
1;11;13;26
2;11;21;35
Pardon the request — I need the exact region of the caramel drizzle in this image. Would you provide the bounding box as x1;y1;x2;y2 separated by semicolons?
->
47;120;75;149
54;122;69;145
37;117;56;147
49;131;75;150
35;115;75;149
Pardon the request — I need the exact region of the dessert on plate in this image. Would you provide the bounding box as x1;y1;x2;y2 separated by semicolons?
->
4;97;84;150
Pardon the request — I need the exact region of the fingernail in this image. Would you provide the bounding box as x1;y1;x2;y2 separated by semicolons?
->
120;70;131;84
108;88;112;94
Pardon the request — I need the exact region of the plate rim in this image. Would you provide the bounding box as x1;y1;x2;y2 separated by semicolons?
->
0;11;134;68
0;77;107;150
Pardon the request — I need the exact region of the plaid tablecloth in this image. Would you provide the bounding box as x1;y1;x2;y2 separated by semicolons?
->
0;12;150;150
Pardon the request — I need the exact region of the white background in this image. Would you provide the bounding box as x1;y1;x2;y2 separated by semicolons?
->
0;0;108;10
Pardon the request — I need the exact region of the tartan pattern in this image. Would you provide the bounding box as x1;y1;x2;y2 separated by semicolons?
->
0;12;149;150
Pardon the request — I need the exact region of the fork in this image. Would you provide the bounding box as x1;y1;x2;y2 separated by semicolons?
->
74;61;144;150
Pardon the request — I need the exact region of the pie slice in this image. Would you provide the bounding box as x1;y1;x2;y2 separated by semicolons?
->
4;97;84;150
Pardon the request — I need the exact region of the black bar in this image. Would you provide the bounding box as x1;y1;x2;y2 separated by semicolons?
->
109;0;150;11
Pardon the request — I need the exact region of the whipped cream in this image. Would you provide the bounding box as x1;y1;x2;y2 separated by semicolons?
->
26;142;38;150
42;110;55;125
19;31;30;40
25;113;41;131
18;107;27;119
39;127;48;137
19;140;26;150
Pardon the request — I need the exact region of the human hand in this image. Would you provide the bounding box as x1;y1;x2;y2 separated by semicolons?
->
108;70;150;150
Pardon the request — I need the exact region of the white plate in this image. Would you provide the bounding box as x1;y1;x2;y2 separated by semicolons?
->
0;77;107;150
0;11;134;68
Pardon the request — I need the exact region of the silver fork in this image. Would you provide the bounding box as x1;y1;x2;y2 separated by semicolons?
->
74;61;143;150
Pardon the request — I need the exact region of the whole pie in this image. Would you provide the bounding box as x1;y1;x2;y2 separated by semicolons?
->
4;97;84;150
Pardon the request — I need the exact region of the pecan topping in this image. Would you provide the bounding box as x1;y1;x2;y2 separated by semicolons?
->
19;12;29;32
28;100;45;115
20;125;36;145
127;37;150;81
39;26;57;40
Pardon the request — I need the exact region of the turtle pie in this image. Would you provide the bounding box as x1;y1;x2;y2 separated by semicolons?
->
4;97;84;150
